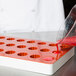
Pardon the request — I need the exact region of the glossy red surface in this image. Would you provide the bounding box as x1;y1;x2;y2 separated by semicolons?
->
0;36;73;64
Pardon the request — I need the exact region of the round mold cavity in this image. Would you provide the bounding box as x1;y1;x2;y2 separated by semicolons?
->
60;44;72;49
17;52;27;56
60;44;73;51
40;49;50;52
0;49;4;52
0;36;5;39
30;55;40;58
27;40;35;43
28;47;37;50
52;51;61;54
17;39;25;42
17;45;26;48
5;50;15;54
6;44;15;46
0;42;5;45
49;43;56;46
7;38;15;40
43;57;54;61
38;42;46;45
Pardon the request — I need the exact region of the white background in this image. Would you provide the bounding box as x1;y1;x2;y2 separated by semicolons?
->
0;0;65;32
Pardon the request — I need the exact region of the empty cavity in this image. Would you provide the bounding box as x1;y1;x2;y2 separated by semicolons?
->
17;39;25;42
49;44;56;46
6;44;15;46
30;55;40;58
0;42;5;45
17;45;26;48
38;42;46;45
17;52;27;56
0;49;4;52
28;47;37;50
43;57;54;61
0;36;5;39
27;41;35;43
40;49;50;52
7;38;15;40
52;51;61;54
5;50;15;54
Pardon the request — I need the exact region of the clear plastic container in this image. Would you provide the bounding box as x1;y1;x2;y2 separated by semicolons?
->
57;5;76;46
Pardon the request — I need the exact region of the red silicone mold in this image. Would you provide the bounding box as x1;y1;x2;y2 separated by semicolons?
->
0;36;73;64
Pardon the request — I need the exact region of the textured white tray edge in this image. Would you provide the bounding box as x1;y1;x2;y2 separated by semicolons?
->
53;47;74;74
